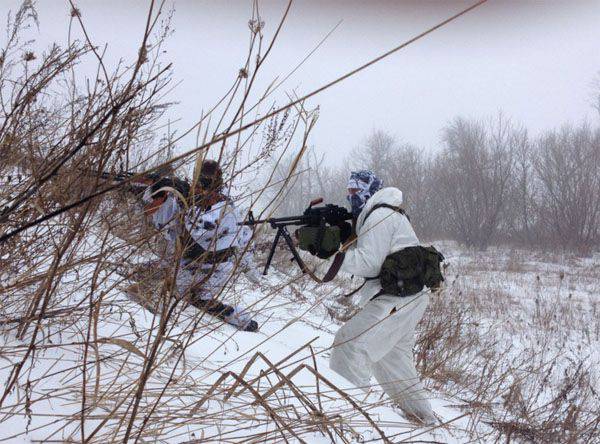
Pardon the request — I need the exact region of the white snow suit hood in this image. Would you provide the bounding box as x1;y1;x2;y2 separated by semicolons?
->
340;186;420;306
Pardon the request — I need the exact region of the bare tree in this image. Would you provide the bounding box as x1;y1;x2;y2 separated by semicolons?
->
500;129;538;245
266;146;334;216
348;129;396;183
592;71;600;118
435;114;518;249
534;123;600;254
386;144;446;240
347;130;436;237
281;129;448;241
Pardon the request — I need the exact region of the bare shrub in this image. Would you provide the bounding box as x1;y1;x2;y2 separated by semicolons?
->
0;2;328;441
533;123;600;254
417;247;600;442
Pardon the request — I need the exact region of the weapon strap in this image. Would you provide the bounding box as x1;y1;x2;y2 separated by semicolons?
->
324;252;346;282
363;203;409;223
277;225;345;283
301;251;346;283
341;275;380;298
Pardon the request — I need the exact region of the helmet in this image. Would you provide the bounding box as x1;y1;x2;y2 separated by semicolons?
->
197;159;223;191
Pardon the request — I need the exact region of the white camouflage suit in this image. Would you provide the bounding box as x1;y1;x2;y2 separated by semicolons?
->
146;192;251;302
329;187;435;422
177;199;252;300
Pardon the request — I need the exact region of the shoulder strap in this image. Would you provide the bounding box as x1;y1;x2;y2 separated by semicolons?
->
363;203;409;224
357;204;412;301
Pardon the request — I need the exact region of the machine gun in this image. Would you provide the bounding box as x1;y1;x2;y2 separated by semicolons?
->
94;170;191;199
96;170;160;196
240;198;353;277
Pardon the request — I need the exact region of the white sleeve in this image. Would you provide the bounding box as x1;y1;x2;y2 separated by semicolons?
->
152;196;181;244
340;210;399;278
184;207;210;243
214;208;240;251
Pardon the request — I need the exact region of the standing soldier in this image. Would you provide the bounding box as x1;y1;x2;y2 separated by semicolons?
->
329;170;437;424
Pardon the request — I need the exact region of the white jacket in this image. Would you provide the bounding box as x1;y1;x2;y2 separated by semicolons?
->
151;195;182;249
184;200;250;253
341;187;420;306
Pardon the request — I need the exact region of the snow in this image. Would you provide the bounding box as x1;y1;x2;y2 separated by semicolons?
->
1;241;599;442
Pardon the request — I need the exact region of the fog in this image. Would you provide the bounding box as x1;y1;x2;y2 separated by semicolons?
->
3;0;600;164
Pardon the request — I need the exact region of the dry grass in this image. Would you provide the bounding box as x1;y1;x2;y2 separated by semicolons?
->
413;243;600;442
0;2;387;441
2;2;597;443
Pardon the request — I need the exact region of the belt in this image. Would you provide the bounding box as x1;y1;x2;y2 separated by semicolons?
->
183;246;237;265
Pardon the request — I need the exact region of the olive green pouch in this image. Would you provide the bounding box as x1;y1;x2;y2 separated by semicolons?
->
297;226;341;259
378;245;445;297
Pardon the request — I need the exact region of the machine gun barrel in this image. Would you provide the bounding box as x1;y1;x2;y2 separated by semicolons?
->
239;214;307;227
98;171;134;180
97;170;160;183
81;169;165;198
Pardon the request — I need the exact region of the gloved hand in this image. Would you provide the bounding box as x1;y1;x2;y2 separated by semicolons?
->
337;221;353;244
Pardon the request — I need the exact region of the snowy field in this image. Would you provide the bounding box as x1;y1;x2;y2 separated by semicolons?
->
1;242;599;443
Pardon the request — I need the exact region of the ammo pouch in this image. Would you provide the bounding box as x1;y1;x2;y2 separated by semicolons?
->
297;225;341;259
374;245;445;299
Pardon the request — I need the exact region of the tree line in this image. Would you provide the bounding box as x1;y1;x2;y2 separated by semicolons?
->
270;112;600;255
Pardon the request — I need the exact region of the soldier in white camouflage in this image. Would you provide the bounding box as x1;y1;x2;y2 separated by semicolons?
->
140;160;258;332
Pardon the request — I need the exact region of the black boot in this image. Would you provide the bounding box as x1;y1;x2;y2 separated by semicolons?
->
190;297;258;332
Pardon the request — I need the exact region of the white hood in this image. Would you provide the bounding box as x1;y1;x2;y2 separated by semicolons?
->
356;187;404;230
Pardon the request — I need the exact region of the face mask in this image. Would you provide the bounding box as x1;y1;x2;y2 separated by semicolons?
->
199;176;216;190
347;193;366;217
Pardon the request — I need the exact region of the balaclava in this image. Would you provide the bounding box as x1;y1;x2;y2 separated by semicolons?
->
346;170;383;217
198;160;223;191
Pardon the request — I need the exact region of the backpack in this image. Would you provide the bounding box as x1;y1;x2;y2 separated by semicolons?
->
362;204;445;299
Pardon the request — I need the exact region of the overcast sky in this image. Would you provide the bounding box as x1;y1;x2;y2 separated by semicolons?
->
3;0;600;165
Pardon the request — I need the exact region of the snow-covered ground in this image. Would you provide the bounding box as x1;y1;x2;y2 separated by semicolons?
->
1;242;599;442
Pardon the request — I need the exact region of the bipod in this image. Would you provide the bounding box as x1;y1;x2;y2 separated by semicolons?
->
263;224;304;275
262;222;344;284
